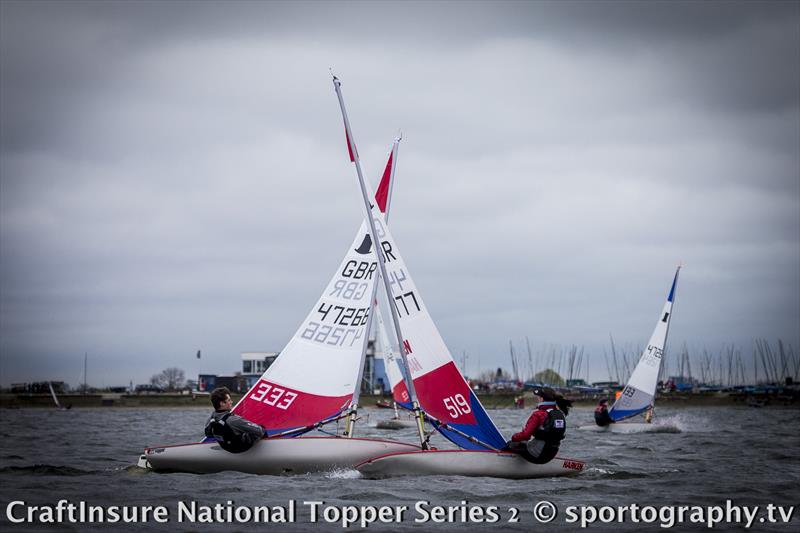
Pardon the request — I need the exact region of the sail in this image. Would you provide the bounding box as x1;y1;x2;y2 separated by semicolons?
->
608;266;681;422
232;221;378;433
48;382;62;409
232;150;397;435
364;206;506;450
374;304;411;407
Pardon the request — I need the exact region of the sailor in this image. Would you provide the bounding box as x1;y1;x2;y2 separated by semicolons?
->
594;399;615;427
505;387;571;464
204;387;265;453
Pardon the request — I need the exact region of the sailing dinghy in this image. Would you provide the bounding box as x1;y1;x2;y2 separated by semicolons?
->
578;267;682;434
140;143;420;474
332;76;585;478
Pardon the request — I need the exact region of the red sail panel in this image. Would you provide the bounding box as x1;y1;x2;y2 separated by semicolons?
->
413;362;478;425
234;379;352;432
374;151;393;213
345;128;357;162
392;380;410;405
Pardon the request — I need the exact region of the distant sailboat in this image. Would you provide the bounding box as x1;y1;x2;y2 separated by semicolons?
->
48;382;71;411
579;266;682;434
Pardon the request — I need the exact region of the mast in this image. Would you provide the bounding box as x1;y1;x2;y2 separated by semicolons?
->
332;74;428;448
83;352;87;395
346;137;401;436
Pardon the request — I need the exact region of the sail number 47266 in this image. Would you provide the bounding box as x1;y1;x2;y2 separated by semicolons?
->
443;394;471;418
249;382;298;410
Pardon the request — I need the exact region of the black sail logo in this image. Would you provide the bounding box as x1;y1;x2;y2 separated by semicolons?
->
354;234;372;255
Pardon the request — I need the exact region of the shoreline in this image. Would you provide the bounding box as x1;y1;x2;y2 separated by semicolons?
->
2;391;797;409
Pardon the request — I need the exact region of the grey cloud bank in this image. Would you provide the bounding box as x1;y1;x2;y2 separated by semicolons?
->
1;1;798;386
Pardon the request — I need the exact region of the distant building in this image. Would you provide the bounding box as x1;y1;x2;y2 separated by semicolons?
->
197;351;279;394
241;352;279;389
196;347;389;396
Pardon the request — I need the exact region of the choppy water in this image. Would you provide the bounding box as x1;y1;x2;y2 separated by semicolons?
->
1;406;798;531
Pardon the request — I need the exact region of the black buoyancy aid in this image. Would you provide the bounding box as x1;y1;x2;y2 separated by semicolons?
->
205;413;252;454
533;408;566;444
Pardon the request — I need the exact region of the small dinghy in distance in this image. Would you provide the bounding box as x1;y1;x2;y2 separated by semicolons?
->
578;266;682;434
331;75;586;478
376;417;417;430
140;140;420;474
579;423;680;434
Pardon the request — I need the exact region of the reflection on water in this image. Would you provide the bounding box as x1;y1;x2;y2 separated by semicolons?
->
0;406;798;531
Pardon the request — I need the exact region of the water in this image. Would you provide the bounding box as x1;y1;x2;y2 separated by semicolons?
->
1;406;798;531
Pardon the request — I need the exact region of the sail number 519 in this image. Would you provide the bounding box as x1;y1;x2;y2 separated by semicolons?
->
249;382;298;410
443;394;471;418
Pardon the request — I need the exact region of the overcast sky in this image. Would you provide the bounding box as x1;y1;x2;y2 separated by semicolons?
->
1;1;798;388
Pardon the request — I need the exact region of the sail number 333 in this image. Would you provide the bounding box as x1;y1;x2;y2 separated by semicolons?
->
443;394;471;418
249;382;298;410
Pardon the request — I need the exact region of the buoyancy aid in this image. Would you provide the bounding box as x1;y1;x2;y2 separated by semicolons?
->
205;412;257;453
533;407;566;444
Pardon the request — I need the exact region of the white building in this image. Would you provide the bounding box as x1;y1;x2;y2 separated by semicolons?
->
241;352;279;388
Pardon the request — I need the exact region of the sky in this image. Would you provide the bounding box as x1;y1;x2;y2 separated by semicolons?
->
1;1;798;388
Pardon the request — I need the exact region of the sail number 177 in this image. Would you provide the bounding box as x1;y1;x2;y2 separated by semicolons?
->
443;394;471;418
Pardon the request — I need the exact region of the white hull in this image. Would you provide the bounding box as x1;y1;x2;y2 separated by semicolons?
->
140;436;419;475
577;423;680;434
356;450;586;479
375;418;417;430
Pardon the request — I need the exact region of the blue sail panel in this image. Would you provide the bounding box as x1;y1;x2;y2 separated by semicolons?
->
415;363;507;451
608;386;654;422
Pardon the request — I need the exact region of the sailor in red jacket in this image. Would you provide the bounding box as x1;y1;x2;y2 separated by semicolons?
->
506;387;571;464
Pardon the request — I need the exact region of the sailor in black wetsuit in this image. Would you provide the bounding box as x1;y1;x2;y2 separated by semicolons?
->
204;387;265;453
594;399;615;427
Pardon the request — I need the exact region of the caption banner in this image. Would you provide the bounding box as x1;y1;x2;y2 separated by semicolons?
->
5;499;797;528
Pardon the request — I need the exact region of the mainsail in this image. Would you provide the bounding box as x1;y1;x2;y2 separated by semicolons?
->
333;75;506;451
363;191;506;450
608;266;681;422
232;153;397;435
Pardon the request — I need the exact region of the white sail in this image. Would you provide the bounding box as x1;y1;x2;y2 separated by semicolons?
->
233;220;379;433
608;266;681;421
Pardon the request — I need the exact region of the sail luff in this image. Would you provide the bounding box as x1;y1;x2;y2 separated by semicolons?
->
332;75;428;448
